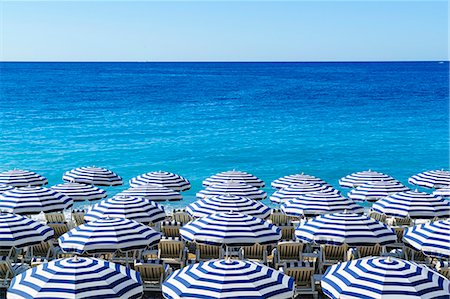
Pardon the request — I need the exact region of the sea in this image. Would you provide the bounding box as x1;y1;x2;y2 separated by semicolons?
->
0;62;448;210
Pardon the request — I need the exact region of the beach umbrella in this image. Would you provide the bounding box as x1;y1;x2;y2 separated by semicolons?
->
117;183;182;201
162;259;294;299
180;212;281;246
433;186;450;199
84;196;166;224
408;169;450;189
271;173;327;190
202;170;265;188
281;191;364;217
186;194;271;219
197;182;267;200
51;182;107;202
403;220;450;259
0;184;14;193
0;187;72;215
348;181;410;202
321;256;450;299
0;169;47;187
295;213;397;246
63;166;123;186
59;217;161;254
372;190;450;219
7;256;143;299
129;171;190;191
270;182;336;204
339;170;396;188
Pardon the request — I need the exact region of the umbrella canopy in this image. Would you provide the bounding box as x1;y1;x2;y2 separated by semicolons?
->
295;213;397;246
63;166;123;186
281;191;364;217
186;194;271;219
197;182;267;201
84;196;166;224
0;169;47;187
372;190;450;219
202;170;265;188
403;220;450;259
271;173;327;190
408;170;450;189
117;183;182;201
129;171;191;191
0;187;73;215
0;184;14;194
7;257;143;299
162;259;294;299
433;187;450;199
270;183;336;204
51;182;107;202
0;213;54;250
321;256;450;299
180;212;281;246
339;170;396;188
348;181;410;202
59;217;161;254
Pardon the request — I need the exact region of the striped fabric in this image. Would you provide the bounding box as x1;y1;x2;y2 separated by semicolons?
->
0;187;73;215
408;170;450;189
180;212;281;246
8;257;143;299
270;183;336;204
295;213;397;246
196;182;267;200
281;191;364;217
163;259;294;299
59;218;161;254
202;170;265;188
433;187;450;198
339;170;396;188
0;184;14;193
0;169;47;187
63;166;123;186
321;257;450;299
0;213;54;250
347;181;410;202
372;190;450;219
403;220;450;258
129;171;191;191
271;173;327;190
84;196;166;224
51;182;107;202
117;183;182;201
186;194;271;219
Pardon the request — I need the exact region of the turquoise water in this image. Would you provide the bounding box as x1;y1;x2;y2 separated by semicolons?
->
0;62;448;209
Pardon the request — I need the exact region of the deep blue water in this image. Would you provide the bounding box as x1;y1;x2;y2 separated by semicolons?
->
0;62;448;209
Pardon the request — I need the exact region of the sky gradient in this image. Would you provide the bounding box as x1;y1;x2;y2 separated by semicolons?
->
1;1;448;61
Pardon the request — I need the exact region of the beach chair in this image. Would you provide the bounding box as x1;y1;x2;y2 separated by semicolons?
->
157;237;187;268
173;209;192;224
279;223;296;241
386;216;411;227
0;256;29;289
368;211;386;223
0;248;17;261
45;212;66;223
29;241;58;260
321;244;349;272
351;244;382;259
404;247;431;265
280;261;318;299
46;222;70;239
134;259;172;292
269;209;290;225
435;261;450;279
195;244;223;262
161;221;182;238
30;258;48;268
240;244;268;264
272;241;304;269
71;210;85;226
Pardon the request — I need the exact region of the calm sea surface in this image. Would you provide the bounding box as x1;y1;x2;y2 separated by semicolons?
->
0;62;448;209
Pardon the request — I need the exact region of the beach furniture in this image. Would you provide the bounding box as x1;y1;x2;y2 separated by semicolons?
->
272;241;304;269
350;244;383;259
280;261;318;299
45;212;66;223
30;257;47;268
157;237;187;268
278;222;296;240
0;256;29;289
173;209;192;224
240;244;268;264
29;241;58;260
63;166;123;186
46;222;70;239
194;244;223;261
161;220;182;238
268;209;290;225
368;210;386;223
134;259;172;292
321;244;349;271
435;261;450;279
71;209;85;226
0;169;47;187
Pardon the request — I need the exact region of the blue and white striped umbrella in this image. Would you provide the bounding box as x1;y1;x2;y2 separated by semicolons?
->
84;196;166;224
295;213;397;246
162;259;294;299
321;256;450;299
433;186;450;199
51;182;107;202
348;181;410;202
271;173;327;190
0;184;14;193
186;194;271;219
59;218;161;254
197;182;267;201
339;170;397;188
0;187;73;215
281;191;364;217
117;183;182;201
270;183;336;204
403;220;450;258
129;171;191;191
0;169;48;187
0;213;54;250
8;257;143;299
372;190;450;219
202;170;265;188
409;169;450;189
180;212;281;246
63;166;123;186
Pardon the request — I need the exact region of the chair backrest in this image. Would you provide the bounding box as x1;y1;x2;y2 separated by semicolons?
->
283;262;314;288
158;238;185;259
368;211;386;223
161;221;182;238
269;211;290;225
197;244;222;260
278;241;304;261
134;260;165;282
45;212;66;223
393;217;411;226
278;223;295;241
72;210;85;226
46;222;69;239
393;227;405;243
173;211;192;224
436;261;450;279
323;245;348;262
242;244;266;260
0;256;14;280
356;245;381;258
31;241;52;258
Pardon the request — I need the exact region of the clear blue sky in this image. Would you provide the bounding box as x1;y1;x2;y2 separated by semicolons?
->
1;1;448;61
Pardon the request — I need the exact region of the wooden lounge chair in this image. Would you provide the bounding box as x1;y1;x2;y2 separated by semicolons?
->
321;244;349;272
392;217;412;226
195;244;223;262
134;259;172;292
0;256;29;289
72;210;85;226
45;212;66;223
240;244;268;264
280;261;318;299
278;223;296;241
435;261;450;279
46;222;70;239
351;244;382;259
272;241;304;269
268;209;290;225
161;221;182;238
368;211;386;223
172;209;192;224
29;241;58;260
157;237;187;268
